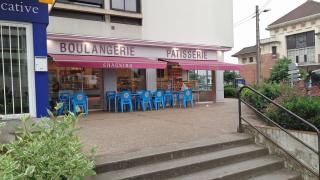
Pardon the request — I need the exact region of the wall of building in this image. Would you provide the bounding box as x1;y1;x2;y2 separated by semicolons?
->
142;0;233;47
238;53;277;85
48;0;233;48
269;18;320;64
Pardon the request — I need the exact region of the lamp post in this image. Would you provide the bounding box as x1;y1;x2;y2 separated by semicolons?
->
255;5;270;84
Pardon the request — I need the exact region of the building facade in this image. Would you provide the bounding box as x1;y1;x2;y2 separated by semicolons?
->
0;0;50;119
46;0;238;112
234;0;320;85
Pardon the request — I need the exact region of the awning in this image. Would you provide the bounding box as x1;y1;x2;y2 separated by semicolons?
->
49;54;167;69
163;59;240;71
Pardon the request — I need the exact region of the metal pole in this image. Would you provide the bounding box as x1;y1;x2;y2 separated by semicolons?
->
256;5;261;85
318;134;320;179
238;90;243;133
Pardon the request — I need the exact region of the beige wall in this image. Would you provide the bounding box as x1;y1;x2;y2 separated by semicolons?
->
141;0;234;47
269;18;320;63
48;0;234;48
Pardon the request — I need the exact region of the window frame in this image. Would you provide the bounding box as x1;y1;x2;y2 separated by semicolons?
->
0;21;36;118
56;0;104;8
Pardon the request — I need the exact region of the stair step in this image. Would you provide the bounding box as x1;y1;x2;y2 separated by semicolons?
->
92;144;268;180
95;133;252;173
168;156;284;180
248;169;302;180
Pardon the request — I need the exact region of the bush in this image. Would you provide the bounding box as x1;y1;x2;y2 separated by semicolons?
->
241;83;282;111
266;96;320;131
0;105;96;179
224;85;236;98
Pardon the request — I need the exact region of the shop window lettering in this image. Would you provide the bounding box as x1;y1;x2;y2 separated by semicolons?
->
103;63;133;69
60;42;135;57
0;2;39;14
167;49;208;60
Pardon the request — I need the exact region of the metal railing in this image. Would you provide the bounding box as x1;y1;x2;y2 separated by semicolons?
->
238;85;320;178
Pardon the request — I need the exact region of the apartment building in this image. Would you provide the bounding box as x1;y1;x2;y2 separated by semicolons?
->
46;0;239;111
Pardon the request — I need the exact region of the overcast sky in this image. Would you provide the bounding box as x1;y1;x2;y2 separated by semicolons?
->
225;0;311;63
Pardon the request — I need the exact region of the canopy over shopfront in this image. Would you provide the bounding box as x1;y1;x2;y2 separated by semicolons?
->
162;59;240;71
49;54;167;69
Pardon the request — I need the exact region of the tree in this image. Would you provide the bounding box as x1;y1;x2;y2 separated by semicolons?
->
268;57;292;83
224;71;240;85
268;57;307;83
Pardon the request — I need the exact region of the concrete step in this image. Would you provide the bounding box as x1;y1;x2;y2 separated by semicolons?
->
95;133;253;173
247;169;302;180
169;155;284;180
92;144;268;180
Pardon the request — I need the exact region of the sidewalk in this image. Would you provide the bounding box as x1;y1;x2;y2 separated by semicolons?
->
78;99;239;156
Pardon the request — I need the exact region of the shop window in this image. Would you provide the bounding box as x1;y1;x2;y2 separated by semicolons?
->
188;70;212;92
157;69;165;78
0;25;29;115
51;9;105;21
111;0;141;13
117;69;146;92
56;0;104;8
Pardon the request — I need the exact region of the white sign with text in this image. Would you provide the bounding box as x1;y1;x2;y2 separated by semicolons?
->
47;40;218;60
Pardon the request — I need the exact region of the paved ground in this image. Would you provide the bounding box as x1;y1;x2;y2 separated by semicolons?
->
77;98;239;156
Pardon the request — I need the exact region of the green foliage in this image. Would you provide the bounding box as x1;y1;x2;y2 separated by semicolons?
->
266;96;320;131
224;71;239;85
241;83;282;111
268;57;307;83
224;85;236;98
0;107;96;179
268;57;292;83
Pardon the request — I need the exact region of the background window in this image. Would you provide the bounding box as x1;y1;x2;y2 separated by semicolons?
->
111;0;140;13
56;0;104;8
296;56;299;63
249;57;254;63
286;31;315;50
304;55;307;62
272;46;277;55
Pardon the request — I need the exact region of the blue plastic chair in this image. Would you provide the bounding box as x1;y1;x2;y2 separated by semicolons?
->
105;91;117;112
57;91;72;115
175;92;184;108
183;89;193;108
164;90;174;108
134;90;145;111
140;91;152;111
153;90;165;110
73;92;88;116
119;91;133;112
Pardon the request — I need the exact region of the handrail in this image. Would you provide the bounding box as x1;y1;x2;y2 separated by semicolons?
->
238;85;320;178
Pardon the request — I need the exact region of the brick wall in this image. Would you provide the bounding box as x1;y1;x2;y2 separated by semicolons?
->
239;53;278;85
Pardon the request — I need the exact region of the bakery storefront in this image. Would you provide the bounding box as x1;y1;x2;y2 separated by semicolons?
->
0;0;50;118
47;34;239;111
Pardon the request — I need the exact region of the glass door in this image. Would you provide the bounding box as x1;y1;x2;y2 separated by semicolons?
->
0;25;29;115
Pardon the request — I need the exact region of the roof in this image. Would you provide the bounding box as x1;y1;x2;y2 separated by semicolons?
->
268;0;320;28
232;45;256;57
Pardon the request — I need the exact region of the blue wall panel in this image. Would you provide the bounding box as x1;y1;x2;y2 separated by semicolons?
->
33;23;49;117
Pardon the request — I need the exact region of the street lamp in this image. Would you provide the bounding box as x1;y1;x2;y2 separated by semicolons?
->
255;6;270;84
